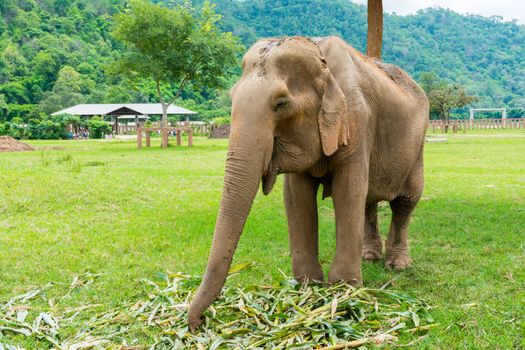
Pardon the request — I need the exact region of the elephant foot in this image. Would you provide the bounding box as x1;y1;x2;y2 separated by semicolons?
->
294;271;324;283
362;240;383;261
385;247;412;271
293;261;324;283
328;264;362;286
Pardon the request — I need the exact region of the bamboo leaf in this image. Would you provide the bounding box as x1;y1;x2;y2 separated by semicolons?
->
228;262;253;275
330;296;338;319
0;272;436;349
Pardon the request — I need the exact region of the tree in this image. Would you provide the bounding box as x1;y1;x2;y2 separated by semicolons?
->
418;71;477;128
0;94;8;121
110;0;242;147
0;82;31;105
428;84;477;131
33;51;60;90
428;84;477;121
418;72;444;95
39;66;91;114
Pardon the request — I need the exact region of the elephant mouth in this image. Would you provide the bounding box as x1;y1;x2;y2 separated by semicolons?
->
261;137;281;195
261;164;279;195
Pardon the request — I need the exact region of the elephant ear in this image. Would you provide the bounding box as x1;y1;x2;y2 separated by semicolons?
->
317;72;351;156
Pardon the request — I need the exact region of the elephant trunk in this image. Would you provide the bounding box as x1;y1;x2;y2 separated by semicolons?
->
187;129;272;331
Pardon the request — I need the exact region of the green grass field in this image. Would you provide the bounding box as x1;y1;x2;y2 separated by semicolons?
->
1;131;524;348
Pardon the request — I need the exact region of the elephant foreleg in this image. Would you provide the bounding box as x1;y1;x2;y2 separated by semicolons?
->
362;203;383;261
284;173;324;282
328;161;368;285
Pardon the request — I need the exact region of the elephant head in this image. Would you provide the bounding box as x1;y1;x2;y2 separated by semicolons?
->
187;37;363;330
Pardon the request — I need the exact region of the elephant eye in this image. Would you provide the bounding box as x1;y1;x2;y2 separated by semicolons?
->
274;98;289;111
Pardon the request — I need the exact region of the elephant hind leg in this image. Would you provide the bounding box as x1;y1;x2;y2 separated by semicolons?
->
385;153;424;270
362;203;383;261
385;196;417;270
284;173;324;282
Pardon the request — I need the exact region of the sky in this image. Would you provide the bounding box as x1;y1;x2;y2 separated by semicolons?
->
350;0;525;25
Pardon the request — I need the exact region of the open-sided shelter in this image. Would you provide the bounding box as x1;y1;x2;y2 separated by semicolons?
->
52;103;197;134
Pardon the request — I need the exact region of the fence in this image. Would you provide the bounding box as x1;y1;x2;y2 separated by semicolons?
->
115;122;221;136
186;123;221;135
429;118;524;133
137;126;193;149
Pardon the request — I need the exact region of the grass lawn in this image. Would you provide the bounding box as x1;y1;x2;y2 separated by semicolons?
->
1;131;524;348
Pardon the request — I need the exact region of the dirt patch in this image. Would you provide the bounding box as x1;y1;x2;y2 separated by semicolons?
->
209;125;230;139
0;136;35;152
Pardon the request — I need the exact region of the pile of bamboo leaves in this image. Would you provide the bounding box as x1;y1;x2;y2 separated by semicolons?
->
0;270;436;349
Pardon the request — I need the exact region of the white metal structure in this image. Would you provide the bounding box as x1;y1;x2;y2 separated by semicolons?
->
469;108;507;120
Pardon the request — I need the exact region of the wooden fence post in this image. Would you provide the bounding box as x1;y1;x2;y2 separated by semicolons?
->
176;130;182;146
146;130;151;147
137;127;142;149
188;128;193;147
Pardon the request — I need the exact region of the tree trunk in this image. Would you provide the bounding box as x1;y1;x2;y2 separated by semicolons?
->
161;103;168;148
367;0;383;59
155;78;169;148
162;103;168;128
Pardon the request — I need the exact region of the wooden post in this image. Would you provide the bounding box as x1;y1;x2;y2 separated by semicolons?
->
146;130;151;147
137;127;142;149
188;128;193;147
366;0;383;59
176;129;182;146
114;116;119;135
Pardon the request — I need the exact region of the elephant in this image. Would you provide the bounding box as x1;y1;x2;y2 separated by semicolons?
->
188;36;428;330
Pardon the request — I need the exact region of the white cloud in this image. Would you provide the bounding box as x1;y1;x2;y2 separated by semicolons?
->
350;0;525;24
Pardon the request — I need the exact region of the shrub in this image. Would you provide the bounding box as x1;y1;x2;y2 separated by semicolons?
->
211;116;230;125
86;117;111;139
26;119;67;139
0;118;25;139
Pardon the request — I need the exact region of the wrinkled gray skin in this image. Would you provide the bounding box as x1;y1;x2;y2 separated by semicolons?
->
188;36;428;330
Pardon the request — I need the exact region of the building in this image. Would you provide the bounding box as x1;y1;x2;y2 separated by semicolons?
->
51;103;197;134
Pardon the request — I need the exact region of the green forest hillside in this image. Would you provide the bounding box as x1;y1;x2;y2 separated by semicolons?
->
212;0;525;111
1;0;524;122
